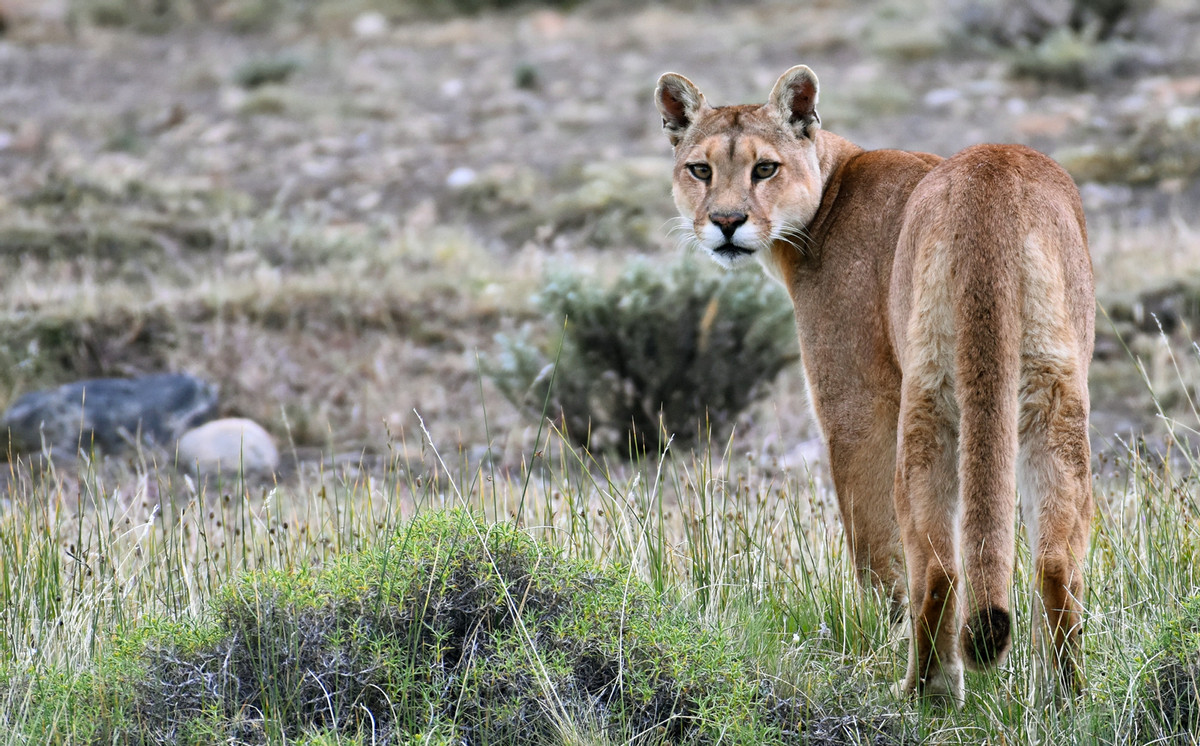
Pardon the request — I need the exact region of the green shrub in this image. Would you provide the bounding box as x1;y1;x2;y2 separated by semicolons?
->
1055;111;1200;185
955;0;1150;47
233;55;302;89
412;0;581;14
12;510;843;744
489;259;797;455
75;0;196;32
1138;596;1200;741
451;159;675;250
1006;26;1148;88
952;0;1154;88
70;0;601;32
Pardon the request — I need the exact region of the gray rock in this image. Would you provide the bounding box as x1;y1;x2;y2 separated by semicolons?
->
177;418;279;476
1;374;217;457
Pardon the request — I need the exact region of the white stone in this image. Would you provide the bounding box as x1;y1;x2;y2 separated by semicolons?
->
352;11;388;39
923;88;961;108
446;166;477;189
178;418;279;476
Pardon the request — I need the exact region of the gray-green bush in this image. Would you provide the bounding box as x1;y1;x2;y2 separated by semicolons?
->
489;259;797;454
12;509;870;745
952;0;1154;88
1138;596;1200;742
955;0;1150;47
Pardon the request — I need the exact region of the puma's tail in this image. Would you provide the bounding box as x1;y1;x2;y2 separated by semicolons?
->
951;156;1023;670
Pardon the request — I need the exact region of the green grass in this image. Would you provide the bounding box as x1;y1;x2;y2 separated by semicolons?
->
0;396;1197;743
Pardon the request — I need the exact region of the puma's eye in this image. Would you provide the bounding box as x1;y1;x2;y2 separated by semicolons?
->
687;163;712;181
753;162;780;181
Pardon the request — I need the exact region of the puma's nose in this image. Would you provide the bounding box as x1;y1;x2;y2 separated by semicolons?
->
709;211;748;240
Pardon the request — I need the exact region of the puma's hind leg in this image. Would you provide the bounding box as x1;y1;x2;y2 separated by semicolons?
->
1018;359;1093;697
893;381;964;706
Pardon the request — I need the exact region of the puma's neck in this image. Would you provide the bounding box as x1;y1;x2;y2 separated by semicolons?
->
807;130;866;242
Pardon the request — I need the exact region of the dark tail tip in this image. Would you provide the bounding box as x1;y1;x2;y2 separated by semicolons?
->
963;606;1011;668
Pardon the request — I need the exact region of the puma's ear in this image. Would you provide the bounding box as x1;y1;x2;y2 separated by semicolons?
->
768;65;821;138
655;72;708;147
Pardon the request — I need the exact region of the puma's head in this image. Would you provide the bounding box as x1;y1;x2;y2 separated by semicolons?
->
655;66;825;269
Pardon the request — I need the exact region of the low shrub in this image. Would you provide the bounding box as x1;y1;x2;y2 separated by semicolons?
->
1055;111;1200;185
489;259;797;455
70;0;616;33
451;159;675;250
233;55;302;90
1138;596;1200;742
951;0;1155;88
954;0;1150;48
1006;26;1150;88
9;509;855;745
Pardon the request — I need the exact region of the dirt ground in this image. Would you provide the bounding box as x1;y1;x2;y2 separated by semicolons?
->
2;0;1200;476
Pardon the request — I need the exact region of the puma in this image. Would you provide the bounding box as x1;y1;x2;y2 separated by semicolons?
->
655;66;1094;705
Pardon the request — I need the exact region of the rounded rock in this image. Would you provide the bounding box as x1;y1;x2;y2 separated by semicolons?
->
177;418;279;476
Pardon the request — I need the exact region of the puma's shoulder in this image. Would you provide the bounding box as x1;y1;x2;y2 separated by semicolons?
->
831;147;945;203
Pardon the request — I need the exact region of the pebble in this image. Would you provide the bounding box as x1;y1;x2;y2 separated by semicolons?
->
177;418;279;476
446;166;477;189
923;88;962;108
353;11;389;39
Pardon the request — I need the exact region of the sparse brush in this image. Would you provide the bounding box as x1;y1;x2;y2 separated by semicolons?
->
1136;593;1200;740
75;0;197;32
13;508;868;745
1056;111;1200;185
954;0;1150;47
233;55;302;90
488;258;797;456
949;0;1157;88
451;159;675;250
1005;25;1152;88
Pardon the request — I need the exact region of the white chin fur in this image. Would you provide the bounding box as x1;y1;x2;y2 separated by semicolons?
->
704;249;757;269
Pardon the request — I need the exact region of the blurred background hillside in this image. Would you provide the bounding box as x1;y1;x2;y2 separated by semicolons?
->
1;0;1198;474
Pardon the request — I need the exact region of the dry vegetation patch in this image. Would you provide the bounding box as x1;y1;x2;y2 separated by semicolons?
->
9;509;910;745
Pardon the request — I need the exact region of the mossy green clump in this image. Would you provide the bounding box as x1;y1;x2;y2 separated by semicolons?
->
233;56;302;90
1138;596;1200;742
12;510;823;745
489;259;797;455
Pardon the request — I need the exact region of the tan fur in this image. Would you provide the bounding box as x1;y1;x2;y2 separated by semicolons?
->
656;66;1094;705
